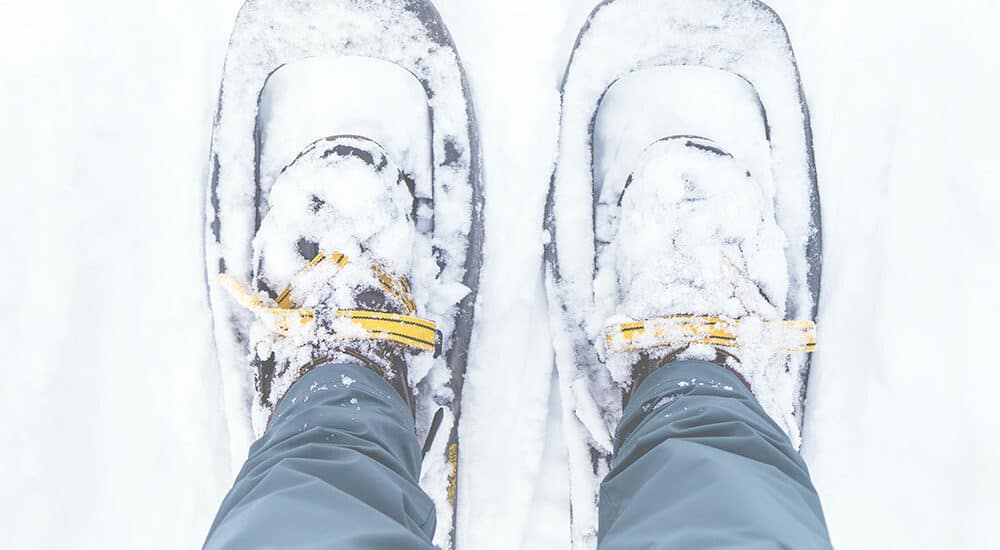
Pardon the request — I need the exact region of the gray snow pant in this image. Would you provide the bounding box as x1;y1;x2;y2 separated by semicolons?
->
204;359;831;549
599;359;832;549
203;363;436;549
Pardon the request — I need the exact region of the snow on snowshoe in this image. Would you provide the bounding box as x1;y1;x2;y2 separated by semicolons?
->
543;0;821;546
204;2;482;547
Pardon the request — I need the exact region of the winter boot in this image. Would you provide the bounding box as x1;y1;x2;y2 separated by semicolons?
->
599;137;816;412
219;136;438;421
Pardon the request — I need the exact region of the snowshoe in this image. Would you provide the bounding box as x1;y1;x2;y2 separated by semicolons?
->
204;2;482;548
543;0;821;546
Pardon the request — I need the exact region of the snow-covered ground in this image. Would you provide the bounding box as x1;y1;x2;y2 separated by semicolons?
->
2;1;998;549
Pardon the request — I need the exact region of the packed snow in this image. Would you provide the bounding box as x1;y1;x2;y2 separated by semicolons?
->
2;0;998;549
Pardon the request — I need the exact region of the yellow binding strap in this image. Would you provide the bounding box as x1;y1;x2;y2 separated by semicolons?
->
275;252;348;308
604;315;816;355
335;310;437;352
370;261;417;314
218;273;316;333
217;250;437;354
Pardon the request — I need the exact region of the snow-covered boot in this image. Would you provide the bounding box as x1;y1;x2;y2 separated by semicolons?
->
598;137;816;413
219;136;438;423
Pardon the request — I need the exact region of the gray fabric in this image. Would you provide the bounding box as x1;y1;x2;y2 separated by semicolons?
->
203;362;435;550
205;358;831;549
599;359;832;549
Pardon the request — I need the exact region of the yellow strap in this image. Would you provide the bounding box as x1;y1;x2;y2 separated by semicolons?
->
371;261;417;314
604;315;816;355
275;252;348;308
218;273;315;333
334;310;438;351
217;254;437;353
275;252;415;313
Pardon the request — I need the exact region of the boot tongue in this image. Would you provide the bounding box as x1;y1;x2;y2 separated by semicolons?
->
613;137;783;323
253;136;416;303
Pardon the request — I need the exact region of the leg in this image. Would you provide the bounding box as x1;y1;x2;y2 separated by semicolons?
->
204;363;436;550
598;360;832;549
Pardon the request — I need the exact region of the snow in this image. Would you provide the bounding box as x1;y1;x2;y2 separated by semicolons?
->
2;1;999;550
257;55;433;197
0;2;234;548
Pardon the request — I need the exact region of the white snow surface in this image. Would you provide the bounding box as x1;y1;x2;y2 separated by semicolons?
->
257;55;433;200
2;1;999;549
